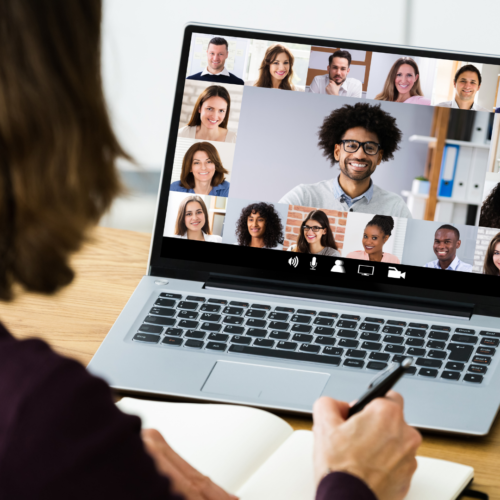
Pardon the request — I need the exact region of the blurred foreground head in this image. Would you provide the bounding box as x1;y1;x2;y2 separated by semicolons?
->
0;0;128;300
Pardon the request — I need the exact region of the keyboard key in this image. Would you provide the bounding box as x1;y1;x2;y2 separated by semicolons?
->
208;333;228;342
441;371;460;380
477;346;496;356
133;333;160;343
384;335;404;344
347;349;366;359
314;327;335;336
451;334;477;345
469;364;487;374
228;344;341;366
224;316;244;325
223;306;244;316
292;333;313;343
341;314;360;321
300;344;321;354
362;341;382;351
269;331;289;340
314;317;335;327
252;304;271;310
367;361;388;370
275;306;294;313
360;332;381;342
406;329;426;338
464;374;483;384
419;368;438;378
455;328;475;335
297;309;316;316
246;328;267;338
337;320;357;329
150;307;176;317
230;301;249;308
246;309;267;318
200;313;221;323
201;304;221;313
416;358;442;368
384;344;405;354
138;324;163;334
426;340;445;350
323;346;343;356
186;296;205;302
338;329;358;339
161;337;183;346
208;298;227;305
364;317;384;324
445;362;464;371
387;320;406;327
185;339;204;348
431;325;451;332
165;328;183;337
223;325;245;335
407;347;425;357
429;331;449;341
177;310;198;320
144;315;175;327
369;352;390;361
481;337;499;347
231;335;251;345
291;314;311;324
178;301;198;311
428;350;446;359
291;324;312;334
178;320;198;329
206;342;226;351
160;293;182;300
360;323;380;332
383;326;403;335
315;336;336;346
246;319;267;329
409;323;428;329
479;330;500;338
448;344;473;362
269;312;289;322
277;341;297;350
339;339;358;348
269;321;289;331
403;367;417;376
185;330;205;339
155;298;176;308
344;359;364;368
253;338;275;348
405;338;424;347
318;311;338;318
472;356;491;365
392;355;409;363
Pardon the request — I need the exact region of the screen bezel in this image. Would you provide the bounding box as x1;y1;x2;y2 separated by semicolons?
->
148;23;500;316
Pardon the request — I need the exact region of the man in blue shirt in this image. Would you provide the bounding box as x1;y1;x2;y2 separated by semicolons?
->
425;224;472;272
188;37;244;85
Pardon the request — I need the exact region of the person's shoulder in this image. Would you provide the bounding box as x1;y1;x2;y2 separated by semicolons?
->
458;260;473;272
225;129;237;143
347;250;363;258
205;234;222;242
384;253;401;264
406;95;431;105
187;72;203;80
228;73;244;85
475;105;491;112
170;180;187;192
436;100;452;108
424;260;436;268
178;126;195;138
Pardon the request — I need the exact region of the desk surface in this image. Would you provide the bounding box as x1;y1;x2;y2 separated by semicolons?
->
2;226;499;498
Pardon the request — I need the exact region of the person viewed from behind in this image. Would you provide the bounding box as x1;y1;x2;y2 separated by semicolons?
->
424;225;472;272
178;85;237;143
0;1;421;499
479;182;500;228
346;215;400;263
187;37;244;85
483;233;500;275
174;196;222;242
307;50;362;97
289;210;341;256
375;57;430;105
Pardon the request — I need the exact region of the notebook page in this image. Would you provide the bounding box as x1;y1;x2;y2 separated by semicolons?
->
116;397;294;493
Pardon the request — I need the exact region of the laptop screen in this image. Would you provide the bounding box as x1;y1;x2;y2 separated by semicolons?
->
152;25;500;302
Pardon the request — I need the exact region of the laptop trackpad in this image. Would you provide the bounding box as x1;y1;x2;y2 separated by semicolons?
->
201;361;330;406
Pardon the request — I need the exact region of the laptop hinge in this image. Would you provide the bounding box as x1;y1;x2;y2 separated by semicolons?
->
204;275;474;319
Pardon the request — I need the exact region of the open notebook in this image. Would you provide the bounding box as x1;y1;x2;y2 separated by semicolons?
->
117;398;474;500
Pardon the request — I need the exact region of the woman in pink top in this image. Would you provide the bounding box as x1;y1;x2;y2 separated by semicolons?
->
347;215;401;263
375;57;430;105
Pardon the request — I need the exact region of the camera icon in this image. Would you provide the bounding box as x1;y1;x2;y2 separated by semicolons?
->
388;267;406;279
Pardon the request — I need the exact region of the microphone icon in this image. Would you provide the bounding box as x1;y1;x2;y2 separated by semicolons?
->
310;257;317;270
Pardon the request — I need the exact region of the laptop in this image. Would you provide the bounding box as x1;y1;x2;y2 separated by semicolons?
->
88;23;500;436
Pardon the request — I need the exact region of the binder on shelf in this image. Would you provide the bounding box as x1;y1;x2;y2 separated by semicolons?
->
438;144;460;198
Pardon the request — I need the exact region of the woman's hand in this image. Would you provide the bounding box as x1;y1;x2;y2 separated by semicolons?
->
313;391;422;500
141;429;239;500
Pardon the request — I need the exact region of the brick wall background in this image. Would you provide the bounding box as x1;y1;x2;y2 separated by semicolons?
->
473;227;500;273
284;206;348;254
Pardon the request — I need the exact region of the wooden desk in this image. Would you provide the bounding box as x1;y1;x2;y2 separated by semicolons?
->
2;226;499;498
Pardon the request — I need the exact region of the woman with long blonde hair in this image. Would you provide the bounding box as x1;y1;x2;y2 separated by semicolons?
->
375;57;430;105
253;43;298;91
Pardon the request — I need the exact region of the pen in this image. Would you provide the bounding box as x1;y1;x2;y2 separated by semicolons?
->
348;358;413;418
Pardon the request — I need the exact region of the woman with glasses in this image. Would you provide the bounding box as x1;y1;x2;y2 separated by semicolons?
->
346;215;400;263
289;210;341;256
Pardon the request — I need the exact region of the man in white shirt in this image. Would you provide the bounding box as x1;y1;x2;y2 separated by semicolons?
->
424;225;472;272
307;50;362;98
437;65;490;112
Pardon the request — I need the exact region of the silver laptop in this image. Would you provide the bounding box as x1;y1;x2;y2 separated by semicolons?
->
88;24;500;436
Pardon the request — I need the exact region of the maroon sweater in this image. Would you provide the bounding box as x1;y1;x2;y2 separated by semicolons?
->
0;322;375;500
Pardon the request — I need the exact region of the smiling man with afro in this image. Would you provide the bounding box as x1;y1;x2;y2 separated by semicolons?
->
279;102;412;219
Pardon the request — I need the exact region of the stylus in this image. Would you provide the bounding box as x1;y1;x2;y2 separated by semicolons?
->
348;358;413;418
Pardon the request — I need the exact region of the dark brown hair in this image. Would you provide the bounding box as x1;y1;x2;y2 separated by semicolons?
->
254;44;295;90
483;232;500;276
186;85;231;129
295;210;338;253
0;0;128;301
375;57;423;102
174;196;211;236
479;183;500;228
179;142;228;189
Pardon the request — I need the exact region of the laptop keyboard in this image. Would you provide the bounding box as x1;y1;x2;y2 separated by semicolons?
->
132;293;498;384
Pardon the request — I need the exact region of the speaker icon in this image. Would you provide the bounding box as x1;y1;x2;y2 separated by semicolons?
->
288;256;299;268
